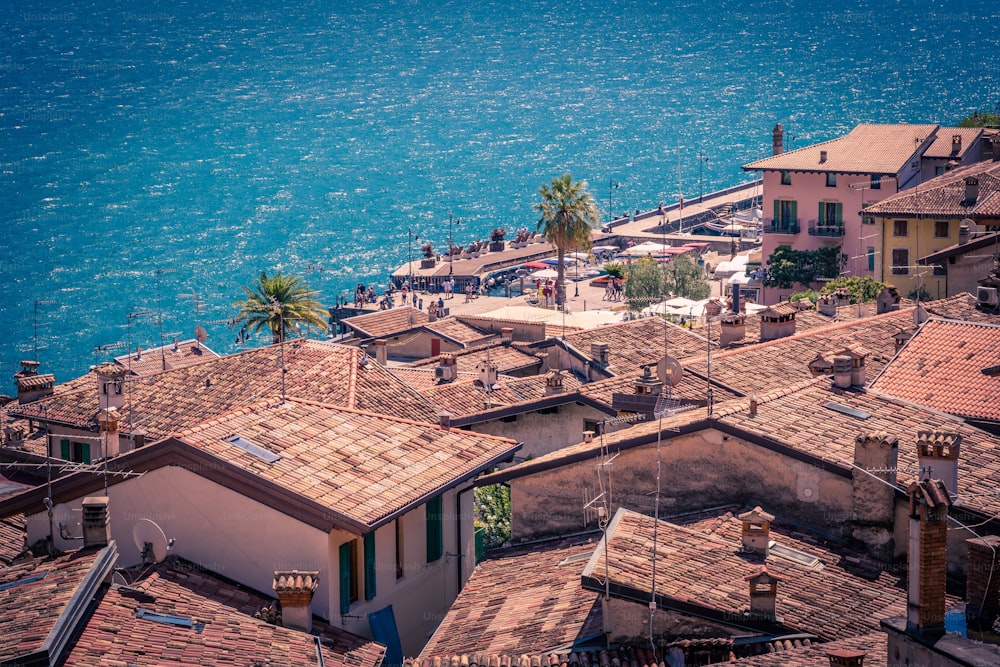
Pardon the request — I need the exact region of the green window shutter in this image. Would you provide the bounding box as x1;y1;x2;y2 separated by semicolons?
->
773;199;780;224
60;439;70;460
818;201;824;225
790;201;797;225
868;247;876;271
835;203;842;224
426;496;443;563
339;542;352;614
363;532;376;600
81;443;91;465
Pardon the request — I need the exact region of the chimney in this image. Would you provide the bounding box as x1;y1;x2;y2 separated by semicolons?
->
808;353;834;377
81;496;110;549
772;123;784;156
719;313;746;347
2;426;26;449
738;506;774;557
906;478;951;637
959;218;975;244
374;339;388;366
893;328;914;354
130;429;146;450
876;285;901;314
98;406;121;458
583;430;595;443
746;567;780;620
438;410;452;429
173;337;180;352
851;433;899;561
759;304;796;342
591;342;610;367
95;363;127;411
916;431;961;499
501;327;513;345
477;360;498;388
840;345;869;386
544;369;565;396
833;288;851;308
966;535;1000;626
632;365;663;396
14;360;55;404
273;570;320;633
832;355;853;389
952;134;962;154
819;150;828;164
705;298;724;318
827;649;866;667
818;293;838;317
965;177;980;206
749;395;758;416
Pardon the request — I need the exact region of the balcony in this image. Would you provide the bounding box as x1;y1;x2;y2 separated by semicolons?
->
808;221;845;237
762;218;800;235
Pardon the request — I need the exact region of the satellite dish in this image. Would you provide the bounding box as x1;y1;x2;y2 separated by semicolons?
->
960;218;980;234
112;570;130;587
194;325;208;343
132;518;170;564
53;503;80;537
656;355;684;387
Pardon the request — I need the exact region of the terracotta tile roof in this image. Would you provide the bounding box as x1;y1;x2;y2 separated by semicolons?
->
561;318;707;375
0;514;26;564
921;292;1000;323
176;397;520;528
922;127;983;159
62;557;385;667
0;545;108;664
9;340;440;439
577;368;741;407
586;508;907;640
409;342;542;375
686;302;882;347
730;632;886;666
681;308;917;396
418;534;604;658
863;161;1000;217
342;306;430;339
869;318;1000;423
420;372;585;419
407;646;696;667
114;338;220;375
920;231;1000;264
424;317;494;345
743;123;939;174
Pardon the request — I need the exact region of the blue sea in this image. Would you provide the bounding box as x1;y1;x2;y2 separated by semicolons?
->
2;0;998;385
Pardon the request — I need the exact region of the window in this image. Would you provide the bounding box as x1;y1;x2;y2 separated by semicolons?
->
861;203;874;225
891;248;909;275
395;519;404;579
818;202;842;226
871;175;881;190
893;220;908;237
780;171;792;185
935;166;945;176
339;539;360;613
583;420;603;436
826;173;837;187
868;247;876;272
60;439;91;464
934;220;949;238
363;532;376;600
932;262;946;276
772;199;798;231
426;496;443;563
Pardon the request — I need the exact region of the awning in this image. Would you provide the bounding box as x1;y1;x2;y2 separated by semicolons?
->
523;261;549;269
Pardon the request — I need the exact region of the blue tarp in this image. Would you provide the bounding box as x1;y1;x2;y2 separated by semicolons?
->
368;605;403;667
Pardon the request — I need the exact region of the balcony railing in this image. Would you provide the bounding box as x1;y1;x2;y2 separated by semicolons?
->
762;218;800;235
808;221;845;237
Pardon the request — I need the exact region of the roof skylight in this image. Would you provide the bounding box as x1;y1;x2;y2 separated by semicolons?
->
224;434;281;464
823;402;871;420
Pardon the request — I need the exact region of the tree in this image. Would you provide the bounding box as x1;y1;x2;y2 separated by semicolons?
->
665;254;710;300
535;174;601;306
474;483;510;551
958;110;1000;128
234;271;329;344
624;256;666;312
766;245;840;290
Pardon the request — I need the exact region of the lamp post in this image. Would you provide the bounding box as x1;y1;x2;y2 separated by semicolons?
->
608;179;620;227
697;152;709;202
407;227;418;290
447;213;461;278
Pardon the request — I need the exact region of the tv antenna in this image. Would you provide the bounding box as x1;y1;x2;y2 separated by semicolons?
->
33;300;57;361
132;518;172;565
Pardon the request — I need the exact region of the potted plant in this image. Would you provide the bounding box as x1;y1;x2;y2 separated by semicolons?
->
489;228;506;252
420;242;436;268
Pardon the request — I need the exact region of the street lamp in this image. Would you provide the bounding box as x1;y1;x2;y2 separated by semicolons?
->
697;152;709;202
608;179;620;227
407;227;418;289
447;213;462;278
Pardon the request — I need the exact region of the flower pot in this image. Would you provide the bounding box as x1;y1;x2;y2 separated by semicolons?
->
489;242;505;253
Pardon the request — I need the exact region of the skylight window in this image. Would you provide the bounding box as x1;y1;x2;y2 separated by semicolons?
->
769;542;821;568
224;435;281;464
136;607;205;633
557;552;594;567
823;402;871;420
0;572;47;592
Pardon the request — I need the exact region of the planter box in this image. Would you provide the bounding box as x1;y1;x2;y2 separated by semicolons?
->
420;258;436;269
489;241;505;252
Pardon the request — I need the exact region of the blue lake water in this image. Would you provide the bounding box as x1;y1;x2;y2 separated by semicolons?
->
2;0;999;384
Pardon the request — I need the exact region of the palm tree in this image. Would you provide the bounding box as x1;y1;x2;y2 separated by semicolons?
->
535;174;601;306
234;271;329;344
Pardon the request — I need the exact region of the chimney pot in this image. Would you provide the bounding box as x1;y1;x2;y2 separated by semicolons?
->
745;567;780;620
832;355;853;389
749;395;758;416
916;431;961;499
501;327;513;344
906;479;951;637
827;649;866;667
81;496;110;549
738;506;774;557
375;339;388;366
273;569;320;633
772;123;784;156
438;410;452;429
583;430;594;443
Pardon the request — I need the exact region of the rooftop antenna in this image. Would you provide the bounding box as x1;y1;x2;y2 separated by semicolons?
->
33;300;57;362
154;268;177;371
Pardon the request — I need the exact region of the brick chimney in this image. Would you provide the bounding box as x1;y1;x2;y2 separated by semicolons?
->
965;535;1000;626
374;339;388;366
818;293;838;317
477;359;498;388
719;312;746;347
772;123;784;156
98;406;121;458
851;432;899;561
273;570;320;633
544;369;565;396
501;327;513;345
739;506;774;557
14;360;55;404
916;431;961;499
81;496;110;549
906;478;951;637
832;355;853;389
893;328;914;354
633;365;663;397
591;342;610;368
746;567;780;620
808;353;834;377
834;345;869;387
95;363;127;412
438;410;452;429
964;177;980;206
877;285;901;314
758;304;796;341
827;649;866;667
705;298;724;318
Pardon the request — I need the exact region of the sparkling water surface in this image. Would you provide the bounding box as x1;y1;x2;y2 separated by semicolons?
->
2;0;998;383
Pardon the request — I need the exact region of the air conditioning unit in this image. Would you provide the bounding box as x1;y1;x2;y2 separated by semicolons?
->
978;286;999;306
434;365;456;381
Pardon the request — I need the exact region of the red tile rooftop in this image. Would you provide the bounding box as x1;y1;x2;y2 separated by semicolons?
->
342;306;430;339
114;338;220;375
